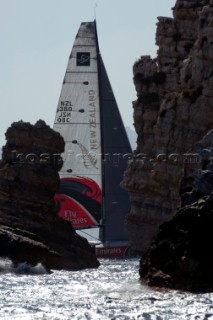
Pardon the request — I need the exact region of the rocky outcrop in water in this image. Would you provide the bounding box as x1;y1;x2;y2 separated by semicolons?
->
121;0;213;254
0;120;99;271
139;132;213;292
139;193;213;293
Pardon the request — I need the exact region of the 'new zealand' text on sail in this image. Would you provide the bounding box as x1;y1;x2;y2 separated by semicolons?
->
53;21;132;244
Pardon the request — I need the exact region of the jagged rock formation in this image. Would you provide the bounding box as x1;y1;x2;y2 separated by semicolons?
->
0;120;99;271
121;0;213;254
139;132;213;292
139;192;213;293
181;129;213;206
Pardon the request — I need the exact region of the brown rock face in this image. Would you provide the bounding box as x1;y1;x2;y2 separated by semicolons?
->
139;134;213;293
121;0;213;254
0;120;99;271
139;193;213;293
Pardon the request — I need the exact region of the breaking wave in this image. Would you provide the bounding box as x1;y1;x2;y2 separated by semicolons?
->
0;258;48;275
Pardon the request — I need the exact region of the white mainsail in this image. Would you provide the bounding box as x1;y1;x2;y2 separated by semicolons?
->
53;22;102;229
53;21;132;247
54;22;102;188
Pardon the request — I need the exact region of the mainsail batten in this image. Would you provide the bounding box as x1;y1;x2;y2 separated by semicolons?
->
53;21;132;250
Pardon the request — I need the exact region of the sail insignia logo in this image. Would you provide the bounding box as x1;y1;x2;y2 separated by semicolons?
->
72;140;98;169
76;52;90;66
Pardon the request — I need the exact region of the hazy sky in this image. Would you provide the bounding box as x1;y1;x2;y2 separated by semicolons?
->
0;0;175;147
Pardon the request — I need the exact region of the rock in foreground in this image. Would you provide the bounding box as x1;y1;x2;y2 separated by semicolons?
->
140;194;213;293
140;129;213;293
0;120;99;271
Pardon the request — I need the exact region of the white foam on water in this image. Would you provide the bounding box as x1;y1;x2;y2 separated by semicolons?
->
0;258;13;272
0;258;48;275
12;262;48;275
0;258;212;320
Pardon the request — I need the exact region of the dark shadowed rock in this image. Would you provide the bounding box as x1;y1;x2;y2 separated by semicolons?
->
139;193;213;293
140;131;213;292
0;120;99;271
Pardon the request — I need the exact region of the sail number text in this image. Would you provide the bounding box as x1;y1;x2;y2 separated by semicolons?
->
57;101;73;123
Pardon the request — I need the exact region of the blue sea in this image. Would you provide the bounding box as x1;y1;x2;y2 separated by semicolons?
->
0;258;212;320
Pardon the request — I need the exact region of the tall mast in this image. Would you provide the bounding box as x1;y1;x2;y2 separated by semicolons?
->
94;19;106;242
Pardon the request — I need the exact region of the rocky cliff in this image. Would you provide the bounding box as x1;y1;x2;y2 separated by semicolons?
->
121;0;213;254
0;120;99;271
139;132;213;292
139;192;213;292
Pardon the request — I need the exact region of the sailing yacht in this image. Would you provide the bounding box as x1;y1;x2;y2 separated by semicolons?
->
53;21;133;257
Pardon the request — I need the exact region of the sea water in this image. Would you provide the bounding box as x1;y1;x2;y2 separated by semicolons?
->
0;258;212;320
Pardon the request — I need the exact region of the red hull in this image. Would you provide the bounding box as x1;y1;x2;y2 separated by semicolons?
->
95;245;135;258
